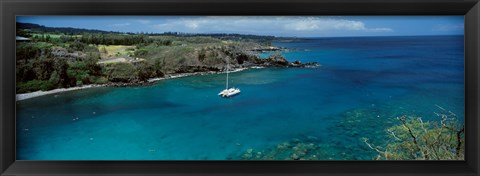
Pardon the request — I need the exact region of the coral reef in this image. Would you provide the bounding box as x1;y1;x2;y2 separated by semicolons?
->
239;137;323;160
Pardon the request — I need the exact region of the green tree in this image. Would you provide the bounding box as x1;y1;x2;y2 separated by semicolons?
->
45;35;51;42
84;52;102;76
16;62;35;82
136;62;155;82
48;71;60;87
153;58;165;77
198;50;206;62
69;40;86;51
134;49;148;57
17;80;55;93
33;57;55;80
105;63;137;82
53;58;70;87
67;61;91;86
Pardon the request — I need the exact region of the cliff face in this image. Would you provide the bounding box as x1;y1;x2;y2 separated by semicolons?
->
174;45;319;74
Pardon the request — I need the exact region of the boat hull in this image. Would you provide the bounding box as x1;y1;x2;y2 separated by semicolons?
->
218;88;241;98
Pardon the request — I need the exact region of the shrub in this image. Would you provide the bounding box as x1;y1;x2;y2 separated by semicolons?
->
363;106;464;160
67;61;91;85
52;58;70;87
136;62;155;82
152;58;165;77
48;71;60;86
33;57;55;80
16;42;42;63
93;76;109;84
84;52;102;76
105;62;137;82
76;80;84;86
69;40;86;52
16;62;36;82
17;80;55;93
198;50;206;62
83;45;100;53
134;49;148;57
154;39;172;46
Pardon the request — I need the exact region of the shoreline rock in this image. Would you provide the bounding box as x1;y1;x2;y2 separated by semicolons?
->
16;56;320;101
248;46;287;52
261;54;320;68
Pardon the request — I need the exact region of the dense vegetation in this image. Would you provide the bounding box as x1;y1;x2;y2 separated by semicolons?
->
362;106;464;160
16;22;275;93
17;22;275;44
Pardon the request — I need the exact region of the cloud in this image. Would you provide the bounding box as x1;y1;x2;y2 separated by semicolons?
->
185;20;200;29
284;18;393;32
109;23;131;27
433;24;463;32
151;16;393;36
135;20;151;24
366;28;394;32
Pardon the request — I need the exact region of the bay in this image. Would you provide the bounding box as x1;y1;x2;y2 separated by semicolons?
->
17;35;464;160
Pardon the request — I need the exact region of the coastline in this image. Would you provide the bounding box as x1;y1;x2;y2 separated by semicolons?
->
16;67;254;101
16;54;319;101
16;84;105;101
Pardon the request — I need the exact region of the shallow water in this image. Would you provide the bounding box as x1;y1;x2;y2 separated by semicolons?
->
17;35;464;160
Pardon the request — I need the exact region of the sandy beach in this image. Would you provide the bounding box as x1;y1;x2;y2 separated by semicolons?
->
16;84;105;101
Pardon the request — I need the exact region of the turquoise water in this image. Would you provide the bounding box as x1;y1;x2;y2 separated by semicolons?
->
17;36;464;160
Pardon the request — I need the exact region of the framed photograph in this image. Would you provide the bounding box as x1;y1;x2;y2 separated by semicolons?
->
1;0;479;175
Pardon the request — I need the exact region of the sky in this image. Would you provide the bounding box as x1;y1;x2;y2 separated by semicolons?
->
17;16;464;37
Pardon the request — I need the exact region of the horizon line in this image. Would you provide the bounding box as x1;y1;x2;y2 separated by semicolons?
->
16;22;464;39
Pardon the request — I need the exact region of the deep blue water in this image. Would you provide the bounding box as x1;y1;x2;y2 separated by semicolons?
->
17;35;464;160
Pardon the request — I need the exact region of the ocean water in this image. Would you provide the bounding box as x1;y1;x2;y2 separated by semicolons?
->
16;35;464;160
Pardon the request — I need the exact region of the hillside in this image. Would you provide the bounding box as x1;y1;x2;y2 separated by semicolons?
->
16;22;318;93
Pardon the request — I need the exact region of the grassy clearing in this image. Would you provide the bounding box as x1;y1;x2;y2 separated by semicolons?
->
97;58;128;64
97;45;136;57
32;34;63;39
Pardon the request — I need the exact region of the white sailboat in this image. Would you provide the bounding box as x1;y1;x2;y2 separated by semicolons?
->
218;59;240;97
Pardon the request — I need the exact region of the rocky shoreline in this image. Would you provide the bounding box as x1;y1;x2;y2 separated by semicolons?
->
174;54;320;73
15;67;255;101
16;54;320;101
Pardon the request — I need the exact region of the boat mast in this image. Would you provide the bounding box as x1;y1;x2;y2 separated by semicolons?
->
226;58;229;89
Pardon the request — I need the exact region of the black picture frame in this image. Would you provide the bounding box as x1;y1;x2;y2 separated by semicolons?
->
1;0;479;175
